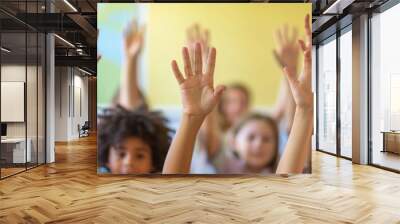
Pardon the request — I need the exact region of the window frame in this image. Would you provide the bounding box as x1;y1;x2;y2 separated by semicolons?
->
367;0;400;173
314;19;353;161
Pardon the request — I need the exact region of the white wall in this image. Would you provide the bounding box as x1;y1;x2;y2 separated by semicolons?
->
1;64;46;164
1;65;26;139
73;73;89;137
55;67;68;141
1;65;37;138
54;67;89;141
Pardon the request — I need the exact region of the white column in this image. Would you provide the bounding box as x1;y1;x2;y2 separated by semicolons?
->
46;33;55;163
352;14;369;164
45;0;56;163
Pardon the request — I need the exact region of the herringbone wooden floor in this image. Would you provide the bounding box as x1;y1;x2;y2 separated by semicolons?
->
0;135;399;224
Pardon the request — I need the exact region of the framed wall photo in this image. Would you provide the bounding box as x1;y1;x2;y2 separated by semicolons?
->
97;3;312;175
1;82;25;123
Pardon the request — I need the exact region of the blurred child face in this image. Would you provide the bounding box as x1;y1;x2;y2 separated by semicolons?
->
108;137;153;174
234;120;277;171
222;88;249;125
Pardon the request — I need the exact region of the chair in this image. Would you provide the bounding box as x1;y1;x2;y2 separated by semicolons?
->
79;121;90;138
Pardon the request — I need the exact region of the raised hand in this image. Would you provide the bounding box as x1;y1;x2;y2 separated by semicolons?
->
276;14;314;174
119;21;146;111
97;29;101;62
283;14;313;110
171;43;225;117
186;24;210;69
123;20;145;60
273;24;300;74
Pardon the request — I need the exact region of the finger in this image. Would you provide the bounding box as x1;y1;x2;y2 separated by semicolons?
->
186;25;193;40
290;27;298;43
129;20;138;42
182;47;193;77
213;85;226;102
139;25;146;37
194;23;200;40
273;49;285;68
171;60;185;84
97;30;100;62
206;47;216;84
298;39;311;78
137;25;145;48
189;46;195;69
298;39;307;52
283;24;289;43
123;25;130;46
186;25;194;43
304;14;312;45
203;29;210;46
202;29;210;55
123;21;137;46
301;49;312;89
123;23;129;38
194;42;202;75
132;20;138;33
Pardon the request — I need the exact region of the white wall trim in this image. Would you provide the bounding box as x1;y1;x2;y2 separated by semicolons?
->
46;33;55;163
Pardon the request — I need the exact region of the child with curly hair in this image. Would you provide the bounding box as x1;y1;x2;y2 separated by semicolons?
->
98;106;172;174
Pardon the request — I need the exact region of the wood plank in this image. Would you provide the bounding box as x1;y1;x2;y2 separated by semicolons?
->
0;134;399;223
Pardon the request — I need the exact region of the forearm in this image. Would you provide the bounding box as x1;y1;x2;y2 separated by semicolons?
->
276;13;313;174
119;57;142;110
283;66;297;132
283;88;296;133
302;134;312;173
163;114;204;174
276;106;313;174
200;109;221;158
272;79;287;122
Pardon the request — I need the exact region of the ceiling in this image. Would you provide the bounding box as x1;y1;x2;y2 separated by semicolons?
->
1;0;99;74
0;0;394;75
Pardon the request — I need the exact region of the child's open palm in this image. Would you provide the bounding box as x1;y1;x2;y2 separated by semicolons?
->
124;20;145;59
273;25;300;73
186;24;210;68
171;43;225;116
284;14;313;110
